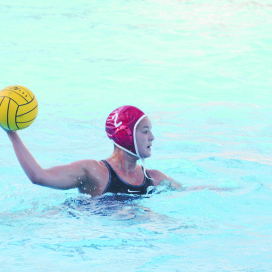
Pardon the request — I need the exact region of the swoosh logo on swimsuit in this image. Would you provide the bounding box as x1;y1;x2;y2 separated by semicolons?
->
128;189;140;193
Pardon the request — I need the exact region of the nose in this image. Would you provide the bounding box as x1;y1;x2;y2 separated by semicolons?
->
149;131;155;141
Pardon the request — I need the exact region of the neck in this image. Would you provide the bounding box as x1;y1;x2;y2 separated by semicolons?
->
107;147;139;174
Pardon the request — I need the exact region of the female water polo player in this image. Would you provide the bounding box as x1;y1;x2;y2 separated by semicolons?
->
1;105;181;196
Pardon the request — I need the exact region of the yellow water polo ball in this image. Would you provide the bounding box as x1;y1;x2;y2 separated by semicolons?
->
0;85;38;131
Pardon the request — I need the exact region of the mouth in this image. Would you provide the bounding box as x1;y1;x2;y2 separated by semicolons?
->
147;145;152;149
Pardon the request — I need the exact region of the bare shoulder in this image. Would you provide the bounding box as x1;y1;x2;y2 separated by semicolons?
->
78;159;108;178
147;169;182;190
77;159;109;195
79;159;105;169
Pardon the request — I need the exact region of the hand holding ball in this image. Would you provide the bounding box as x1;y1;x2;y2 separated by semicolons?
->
0;85;38;131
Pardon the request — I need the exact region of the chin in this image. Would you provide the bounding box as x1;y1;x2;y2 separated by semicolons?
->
138;149;152;159
143;152;152;159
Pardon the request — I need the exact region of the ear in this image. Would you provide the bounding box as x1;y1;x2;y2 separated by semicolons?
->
115;125;133;147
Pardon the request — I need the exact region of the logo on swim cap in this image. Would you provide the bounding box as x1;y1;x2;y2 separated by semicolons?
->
105;105;146;158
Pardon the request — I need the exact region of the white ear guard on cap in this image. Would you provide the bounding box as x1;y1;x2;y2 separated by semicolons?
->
113;114;146;159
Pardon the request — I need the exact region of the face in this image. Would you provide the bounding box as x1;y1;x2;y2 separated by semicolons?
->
135;117;155;159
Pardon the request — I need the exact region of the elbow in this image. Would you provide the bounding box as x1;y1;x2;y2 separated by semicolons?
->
27;170;45;186
29;176;42;186
30;177;41;185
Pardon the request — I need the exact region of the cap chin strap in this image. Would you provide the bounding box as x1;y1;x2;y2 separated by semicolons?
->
113;115;153;180
133;115;153;180
133;115;147;158
141;157;153;180
113;142;140;159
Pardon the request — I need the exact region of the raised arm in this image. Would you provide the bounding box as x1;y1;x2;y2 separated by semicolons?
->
6;131;88;190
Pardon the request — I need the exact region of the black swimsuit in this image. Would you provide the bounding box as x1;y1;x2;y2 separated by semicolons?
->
102;160;154;195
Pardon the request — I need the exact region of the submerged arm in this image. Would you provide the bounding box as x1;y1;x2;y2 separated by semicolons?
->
147;168;235;192
148;169;183;190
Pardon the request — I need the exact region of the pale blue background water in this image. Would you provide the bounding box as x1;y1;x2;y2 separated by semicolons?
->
1;0;272;271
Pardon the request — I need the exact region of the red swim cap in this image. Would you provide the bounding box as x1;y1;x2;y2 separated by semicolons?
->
105;105;147;158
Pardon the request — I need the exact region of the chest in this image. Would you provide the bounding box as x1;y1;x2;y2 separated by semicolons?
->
113;168;144;186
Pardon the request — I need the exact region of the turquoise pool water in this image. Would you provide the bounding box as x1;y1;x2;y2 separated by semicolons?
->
1;0;272;271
